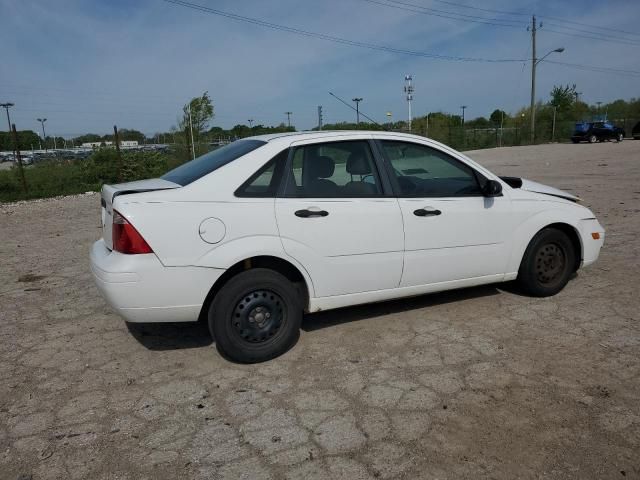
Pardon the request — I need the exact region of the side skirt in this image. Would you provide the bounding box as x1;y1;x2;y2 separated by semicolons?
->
308;273;517;313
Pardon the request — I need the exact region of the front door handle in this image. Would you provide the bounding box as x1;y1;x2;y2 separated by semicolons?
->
413;208;441;217
295;209;329;218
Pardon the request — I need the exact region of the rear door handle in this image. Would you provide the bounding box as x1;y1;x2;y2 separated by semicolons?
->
295;209;329;218
413;208;441;217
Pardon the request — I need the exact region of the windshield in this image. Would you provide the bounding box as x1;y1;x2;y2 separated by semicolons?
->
162;139;266;186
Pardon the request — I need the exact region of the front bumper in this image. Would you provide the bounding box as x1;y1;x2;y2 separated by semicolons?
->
90;239;225;322
578;218;605;267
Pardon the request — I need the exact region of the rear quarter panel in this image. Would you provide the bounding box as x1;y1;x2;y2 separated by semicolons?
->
111;141;290;268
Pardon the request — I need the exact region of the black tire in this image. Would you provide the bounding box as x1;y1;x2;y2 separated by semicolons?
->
208;269;302;363
588;134;597;143
571;138;579;144
517;228;576;297
616;133;624;142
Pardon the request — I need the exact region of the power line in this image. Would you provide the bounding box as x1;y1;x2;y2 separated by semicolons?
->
432;0;640;39
430;0;529;17
539;14;640;38
360;0;640;46
543;27;640;47
543;22;640;43
544;59;640;78
359;0;524;28
162;0;526;63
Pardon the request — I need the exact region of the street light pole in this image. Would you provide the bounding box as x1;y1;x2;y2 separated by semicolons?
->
352;98;362;125
285;111;292;128
248;118;254;128
37;118;47;152
188;105;195;161
460;106;467;127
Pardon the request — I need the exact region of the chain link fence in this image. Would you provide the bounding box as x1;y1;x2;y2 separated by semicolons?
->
407;117;639;151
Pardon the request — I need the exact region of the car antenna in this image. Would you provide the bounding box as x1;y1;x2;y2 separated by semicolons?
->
328;92;389;131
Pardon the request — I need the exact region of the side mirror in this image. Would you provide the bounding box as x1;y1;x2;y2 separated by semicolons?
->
483;179;503;197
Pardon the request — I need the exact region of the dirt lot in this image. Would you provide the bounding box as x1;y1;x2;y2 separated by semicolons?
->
1;141;639;479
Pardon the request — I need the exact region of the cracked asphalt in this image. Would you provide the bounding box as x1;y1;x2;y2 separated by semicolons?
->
1;142;639;479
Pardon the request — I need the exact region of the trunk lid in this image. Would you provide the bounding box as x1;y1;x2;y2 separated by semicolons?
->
101;178;180;250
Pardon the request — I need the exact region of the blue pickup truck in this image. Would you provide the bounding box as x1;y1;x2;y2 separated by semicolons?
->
571;121;625;143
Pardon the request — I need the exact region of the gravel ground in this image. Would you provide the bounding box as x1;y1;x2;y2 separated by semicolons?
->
1;141;639;479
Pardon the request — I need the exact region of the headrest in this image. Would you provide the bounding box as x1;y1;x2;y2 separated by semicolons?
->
346;152;372;175
306;155;335;179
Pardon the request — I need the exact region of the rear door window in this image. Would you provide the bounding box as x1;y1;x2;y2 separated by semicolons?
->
235;149;288;197
283;140;382;197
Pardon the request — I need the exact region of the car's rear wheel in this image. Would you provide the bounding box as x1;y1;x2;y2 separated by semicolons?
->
588;134;597;143
208;268;302;363
571;138;579;144
517;228;576;297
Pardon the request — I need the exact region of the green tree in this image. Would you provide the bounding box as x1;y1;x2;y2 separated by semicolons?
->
117;129;146;143
489;109;507;125
550;84;577;113
180;91;214;139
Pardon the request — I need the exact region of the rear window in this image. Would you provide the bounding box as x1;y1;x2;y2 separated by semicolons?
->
162;139;266;186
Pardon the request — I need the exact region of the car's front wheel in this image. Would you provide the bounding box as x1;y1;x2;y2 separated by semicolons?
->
517;228;576;297
616;133;624;142
209;268;302;363
588;134;597;143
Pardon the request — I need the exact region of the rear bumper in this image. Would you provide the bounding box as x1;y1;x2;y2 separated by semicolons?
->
90;239;225;323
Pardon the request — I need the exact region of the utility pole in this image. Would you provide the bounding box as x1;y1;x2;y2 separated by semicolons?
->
188;104;195;161
551;106;557;142
460;105;467;145
404;75;414;132
37;118;47;152
285;111;292;128
529;15;564;144
114;125;123;182
11;124;28;193
317;106;323;130
1;102;16;159
529;15;538;144
352;98;362;125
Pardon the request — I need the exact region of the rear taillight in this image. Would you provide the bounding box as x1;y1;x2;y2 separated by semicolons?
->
112;210;153;254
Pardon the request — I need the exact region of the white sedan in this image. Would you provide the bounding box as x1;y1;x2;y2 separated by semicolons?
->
90;131;604;362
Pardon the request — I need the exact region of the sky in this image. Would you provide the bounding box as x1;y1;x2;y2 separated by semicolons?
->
1;0;639;137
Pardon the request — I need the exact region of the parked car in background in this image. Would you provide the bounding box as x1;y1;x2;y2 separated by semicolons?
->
632;121;640;140
571;121;625;143
91;131;605;363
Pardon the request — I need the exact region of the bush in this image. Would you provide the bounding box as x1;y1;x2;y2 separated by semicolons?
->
0;148;177;203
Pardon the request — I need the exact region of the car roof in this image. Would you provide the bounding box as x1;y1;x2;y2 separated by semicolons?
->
247;130;430;144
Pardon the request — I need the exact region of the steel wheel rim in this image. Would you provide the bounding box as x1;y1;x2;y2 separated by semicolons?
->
231;289;285;344
534;243;566;285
